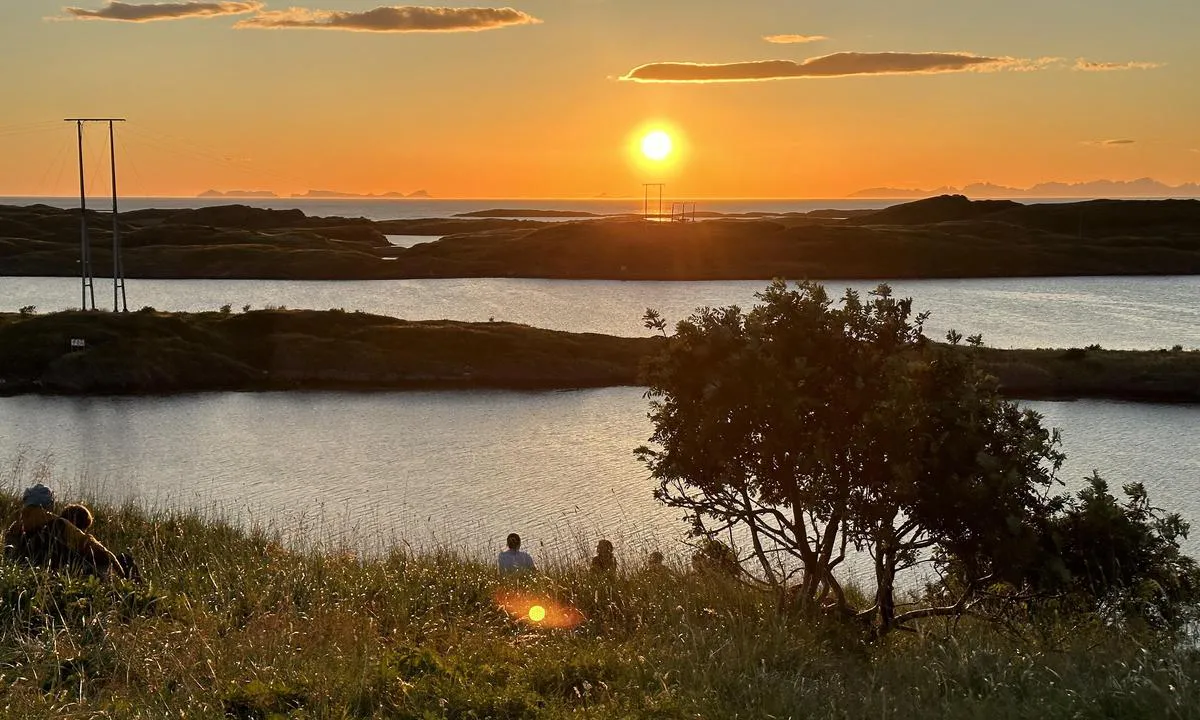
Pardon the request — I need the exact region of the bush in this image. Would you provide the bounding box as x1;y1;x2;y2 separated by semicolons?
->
18;305;36;316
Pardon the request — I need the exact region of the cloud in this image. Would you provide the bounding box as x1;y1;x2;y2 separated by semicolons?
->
763;34;828;44
63;1;261;22
235;5;542;32
621;52;1050;83
1084;139;1136;146
1074;58;1163;72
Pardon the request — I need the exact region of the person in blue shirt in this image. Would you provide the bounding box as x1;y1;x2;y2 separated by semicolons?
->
497;532;535;574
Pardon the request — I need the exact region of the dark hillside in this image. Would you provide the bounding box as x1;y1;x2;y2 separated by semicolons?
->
844;195;1021;225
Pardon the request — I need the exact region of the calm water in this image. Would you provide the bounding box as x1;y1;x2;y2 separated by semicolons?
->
1;390;1197;568
0;197;899;221
384;234;439;247
3;275;1198;349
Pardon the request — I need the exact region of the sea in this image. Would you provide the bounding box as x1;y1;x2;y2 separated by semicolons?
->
0;195;903;221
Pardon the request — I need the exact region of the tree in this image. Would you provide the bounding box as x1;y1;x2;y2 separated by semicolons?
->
636;280;1065;634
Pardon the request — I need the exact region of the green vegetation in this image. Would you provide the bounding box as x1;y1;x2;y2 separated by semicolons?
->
2;280;1198;717
0;308;653;395
638;281;1199;637
1;308;1197;400
4;197;1200;280
3;479;1200;718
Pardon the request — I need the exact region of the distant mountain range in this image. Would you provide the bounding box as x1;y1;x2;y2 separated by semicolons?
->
197;189;432;199
850;178;1200;199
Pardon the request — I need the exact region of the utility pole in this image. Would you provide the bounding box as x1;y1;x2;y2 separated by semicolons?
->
642;183;665;221
64;118;126;312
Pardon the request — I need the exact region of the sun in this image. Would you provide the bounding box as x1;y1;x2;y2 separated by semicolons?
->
641;131;673;162
528;605;546;622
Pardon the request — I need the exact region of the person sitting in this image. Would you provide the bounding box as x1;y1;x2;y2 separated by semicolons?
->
690;538;741;578
497;532;535;574
60;503;94;532
3;484;126;580
60;502;143;583
590;539;616;574
645;550;668;575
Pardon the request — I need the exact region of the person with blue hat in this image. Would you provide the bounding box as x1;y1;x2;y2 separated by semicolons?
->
3;483;126;579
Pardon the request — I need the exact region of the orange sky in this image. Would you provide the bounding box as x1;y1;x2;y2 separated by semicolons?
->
2;1;1198;198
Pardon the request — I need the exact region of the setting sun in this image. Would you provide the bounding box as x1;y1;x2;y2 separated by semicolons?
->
528;605;546;622
641;131;673;162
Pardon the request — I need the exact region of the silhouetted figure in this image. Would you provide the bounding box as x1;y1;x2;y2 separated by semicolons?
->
60;503;94;532
645;550;668;574
690;538;741;578
591;539;616;574
498;532;535;574
3;484;126;580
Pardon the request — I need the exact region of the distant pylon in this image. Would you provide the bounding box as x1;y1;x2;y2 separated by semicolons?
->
64;118;127;312
642;183;665;221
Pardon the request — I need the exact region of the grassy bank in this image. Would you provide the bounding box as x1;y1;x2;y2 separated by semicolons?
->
3;482;1199;718
1;308;1198;401
0;308;655;395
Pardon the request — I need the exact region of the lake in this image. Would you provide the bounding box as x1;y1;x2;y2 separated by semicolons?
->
1;390;1197;575
4;275;1198;349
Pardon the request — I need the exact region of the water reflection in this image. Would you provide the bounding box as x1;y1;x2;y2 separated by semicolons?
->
4;275;1197;349
1;390;1196;564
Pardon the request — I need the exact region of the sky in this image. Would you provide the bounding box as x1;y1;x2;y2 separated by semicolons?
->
1;0;1198;198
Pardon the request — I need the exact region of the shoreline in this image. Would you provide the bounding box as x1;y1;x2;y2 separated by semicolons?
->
1;309;1197;402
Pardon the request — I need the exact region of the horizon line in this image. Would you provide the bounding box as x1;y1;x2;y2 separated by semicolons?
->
5;193;1200;202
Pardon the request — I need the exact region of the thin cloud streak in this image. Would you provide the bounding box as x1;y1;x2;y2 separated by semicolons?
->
62;1;261;22
763;34;828;44
621;52;1049;83
1074;59;1163;71
1083;139;1137;146
235;5;542;32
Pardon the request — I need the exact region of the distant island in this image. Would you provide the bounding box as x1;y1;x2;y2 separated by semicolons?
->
851;178;1200;199
197;189;279;198
290;189;432;199
0;308;1196;401
4;195;1200;281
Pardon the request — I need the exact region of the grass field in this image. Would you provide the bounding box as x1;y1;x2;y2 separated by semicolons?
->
2;459;1199;719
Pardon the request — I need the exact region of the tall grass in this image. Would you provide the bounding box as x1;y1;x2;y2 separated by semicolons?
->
2;461;1199;718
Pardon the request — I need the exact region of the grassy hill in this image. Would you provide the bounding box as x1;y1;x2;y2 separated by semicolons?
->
0;309;1197;401
1;485;1197;718
4;198;1200;280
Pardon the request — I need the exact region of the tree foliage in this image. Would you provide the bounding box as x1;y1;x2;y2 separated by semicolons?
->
637;280;1197;634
